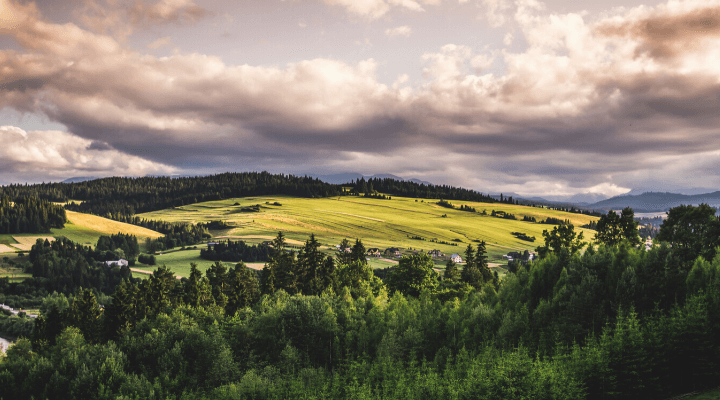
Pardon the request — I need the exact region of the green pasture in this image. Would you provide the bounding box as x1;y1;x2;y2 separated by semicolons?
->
138;195;599;264
132;249;214;278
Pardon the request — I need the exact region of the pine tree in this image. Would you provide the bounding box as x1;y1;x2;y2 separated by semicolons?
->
206;262;228;307
350;238;367;265
67;288;102;343
184;263;203;307
444;259;460;282
224;262;260;316
103;280;134;342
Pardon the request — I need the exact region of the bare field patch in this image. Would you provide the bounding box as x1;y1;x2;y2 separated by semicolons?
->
13;236;55;245
0;245;17;253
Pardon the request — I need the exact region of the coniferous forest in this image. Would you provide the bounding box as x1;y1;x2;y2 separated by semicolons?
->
200;240;272;263
1;204;720;399
0;195;66;234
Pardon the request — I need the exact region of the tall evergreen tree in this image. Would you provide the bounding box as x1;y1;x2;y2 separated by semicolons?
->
444;259;460;282
66;288;103;343
350;238;367;265
103;279;134;342
206;262;228;308
224;262;260;316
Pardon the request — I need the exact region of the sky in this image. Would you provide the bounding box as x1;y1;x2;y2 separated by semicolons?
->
0;0;719;198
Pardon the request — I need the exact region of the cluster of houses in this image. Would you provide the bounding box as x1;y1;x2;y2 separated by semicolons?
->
502;251;536;263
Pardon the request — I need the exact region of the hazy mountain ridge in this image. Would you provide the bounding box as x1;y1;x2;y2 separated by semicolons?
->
587;191;720;212
309;172;434;186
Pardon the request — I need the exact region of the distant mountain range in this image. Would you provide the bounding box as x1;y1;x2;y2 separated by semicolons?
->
308;172;433;186
585;191;720;212
61;176;99;183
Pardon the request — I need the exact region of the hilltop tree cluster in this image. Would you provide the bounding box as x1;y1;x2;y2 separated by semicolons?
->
0;195;66;234
200;240;272;263
353;177;496;203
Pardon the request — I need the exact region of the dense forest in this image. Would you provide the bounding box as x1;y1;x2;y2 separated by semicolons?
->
0;195;66;234
1;204;720;398
200;240;272;263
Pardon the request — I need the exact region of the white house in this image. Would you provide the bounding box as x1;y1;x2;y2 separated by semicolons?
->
105;259;129;267
450;254;463;263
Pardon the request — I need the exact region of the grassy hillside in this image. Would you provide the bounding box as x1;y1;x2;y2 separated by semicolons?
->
0;210;163;253
138;195;598;268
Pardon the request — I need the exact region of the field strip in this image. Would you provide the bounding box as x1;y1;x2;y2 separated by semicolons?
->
214;235;305;245
9;244;33;251
313;210;385;222
0;245;17;253
245;263;266;270
130;268;183;280
13;236;55;245
338;199;440;216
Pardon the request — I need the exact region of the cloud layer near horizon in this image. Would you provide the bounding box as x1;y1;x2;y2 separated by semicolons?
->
1;0;720;195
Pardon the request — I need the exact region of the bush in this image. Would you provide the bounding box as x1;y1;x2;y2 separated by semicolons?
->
138;254;157;265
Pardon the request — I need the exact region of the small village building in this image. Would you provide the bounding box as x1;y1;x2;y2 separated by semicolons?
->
261;241;274;247
207;242;219;249
385;247;401;257
367;248;381;257
429;249;443;257
105;259;129;267
450;254;463;263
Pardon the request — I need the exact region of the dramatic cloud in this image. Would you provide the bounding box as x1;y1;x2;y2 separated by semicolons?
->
2;0;720;195
385;25;413;37
0;126;176;182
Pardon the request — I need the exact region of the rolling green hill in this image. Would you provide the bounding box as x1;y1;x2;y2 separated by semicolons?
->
138;195;599;269
0;210;163;252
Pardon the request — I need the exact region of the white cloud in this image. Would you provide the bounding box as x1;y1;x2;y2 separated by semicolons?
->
0;126;176;178
320;0;438;19
503;32;514;46
385;25;413;37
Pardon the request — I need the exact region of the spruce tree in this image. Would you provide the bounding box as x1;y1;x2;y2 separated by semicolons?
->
224;262;260;316
350;238;367;265
103;280;134;342
444;259;460;282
